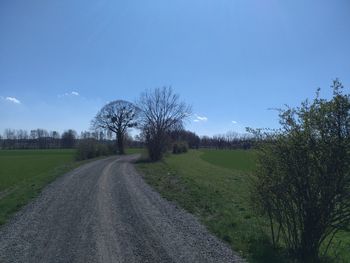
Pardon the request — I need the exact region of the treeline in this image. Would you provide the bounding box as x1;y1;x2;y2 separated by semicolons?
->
0;128;116;149
199;131;255;149
168;130;255;150
0;128;254;150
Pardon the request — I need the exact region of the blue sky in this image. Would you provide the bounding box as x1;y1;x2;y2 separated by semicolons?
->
1;0;349;136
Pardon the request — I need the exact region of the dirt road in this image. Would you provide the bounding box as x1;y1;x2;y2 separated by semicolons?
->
0;155;243;263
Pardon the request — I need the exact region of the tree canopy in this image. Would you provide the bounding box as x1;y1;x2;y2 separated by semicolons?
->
92;100;138;154
137;87;191;161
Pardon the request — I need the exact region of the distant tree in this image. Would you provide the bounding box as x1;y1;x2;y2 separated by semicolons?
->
47;130;60;148
225;131;238;149
251;80;350;262
17;129;28;140
80;131;91;139
90;131;99;140
98;130;105;141
61;129;77;148
36;129;48;138
200;135;211;148
50;131;60;139
4;129;16;140
92;100;138;154
137;87;191;161
30;130;38;139
169;130;200;149
36;129;49;148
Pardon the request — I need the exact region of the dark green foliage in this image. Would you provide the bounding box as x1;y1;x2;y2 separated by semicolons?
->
75;139;114;160
172;141;188;154
251;80;350;262
169;130;200;149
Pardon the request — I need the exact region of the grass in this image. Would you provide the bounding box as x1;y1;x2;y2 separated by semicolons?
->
200;149;257;172
135;149;350;262
327;230;350;263
125;147;147;155
0;149;91;225
136;149;283;262
0;147;141;225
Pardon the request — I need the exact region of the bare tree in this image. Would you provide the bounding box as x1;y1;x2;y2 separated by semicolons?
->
92;100;138;154
137;87;191;161
4;129;16;140
50;131;60;139
30;130;38;139
17;129;28;140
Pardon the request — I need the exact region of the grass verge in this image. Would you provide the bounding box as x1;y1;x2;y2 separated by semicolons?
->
135;149;350;262
136;150;285;262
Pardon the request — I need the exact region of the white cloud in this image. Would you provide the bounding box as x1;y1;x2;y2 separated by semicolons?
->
193;114;208;122
58;91;80;98
5;96;21;104
232;120;237;124
197;116;208;121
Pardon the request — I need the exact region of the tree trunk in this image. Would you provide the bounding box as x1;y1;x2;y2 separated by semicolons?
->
299;228;320;263
117;132;125;155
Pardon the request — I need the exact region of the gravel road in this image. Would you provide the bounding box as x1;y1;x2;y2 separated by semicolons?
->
0;155;243;263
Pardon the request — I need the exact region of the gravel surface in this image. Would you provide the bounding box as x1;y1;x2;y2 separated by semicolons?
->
0;155;244;263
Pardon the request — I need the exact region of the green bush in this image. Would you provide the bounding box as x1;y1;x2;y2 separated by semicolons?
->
76;139;114;160
251;80;350;262
172;141;188;154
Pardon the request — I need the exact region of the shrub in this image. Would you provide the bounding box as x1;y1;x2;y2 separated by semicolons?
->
76;139;114;160
172;141;188;154
251;80;350;262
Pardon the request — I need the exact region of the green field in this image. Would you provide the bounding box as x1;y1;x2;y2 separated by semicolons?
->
200;149;257;172
136;150;276;262
0;149;78;224
136;149;350;262
125;147;147;155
